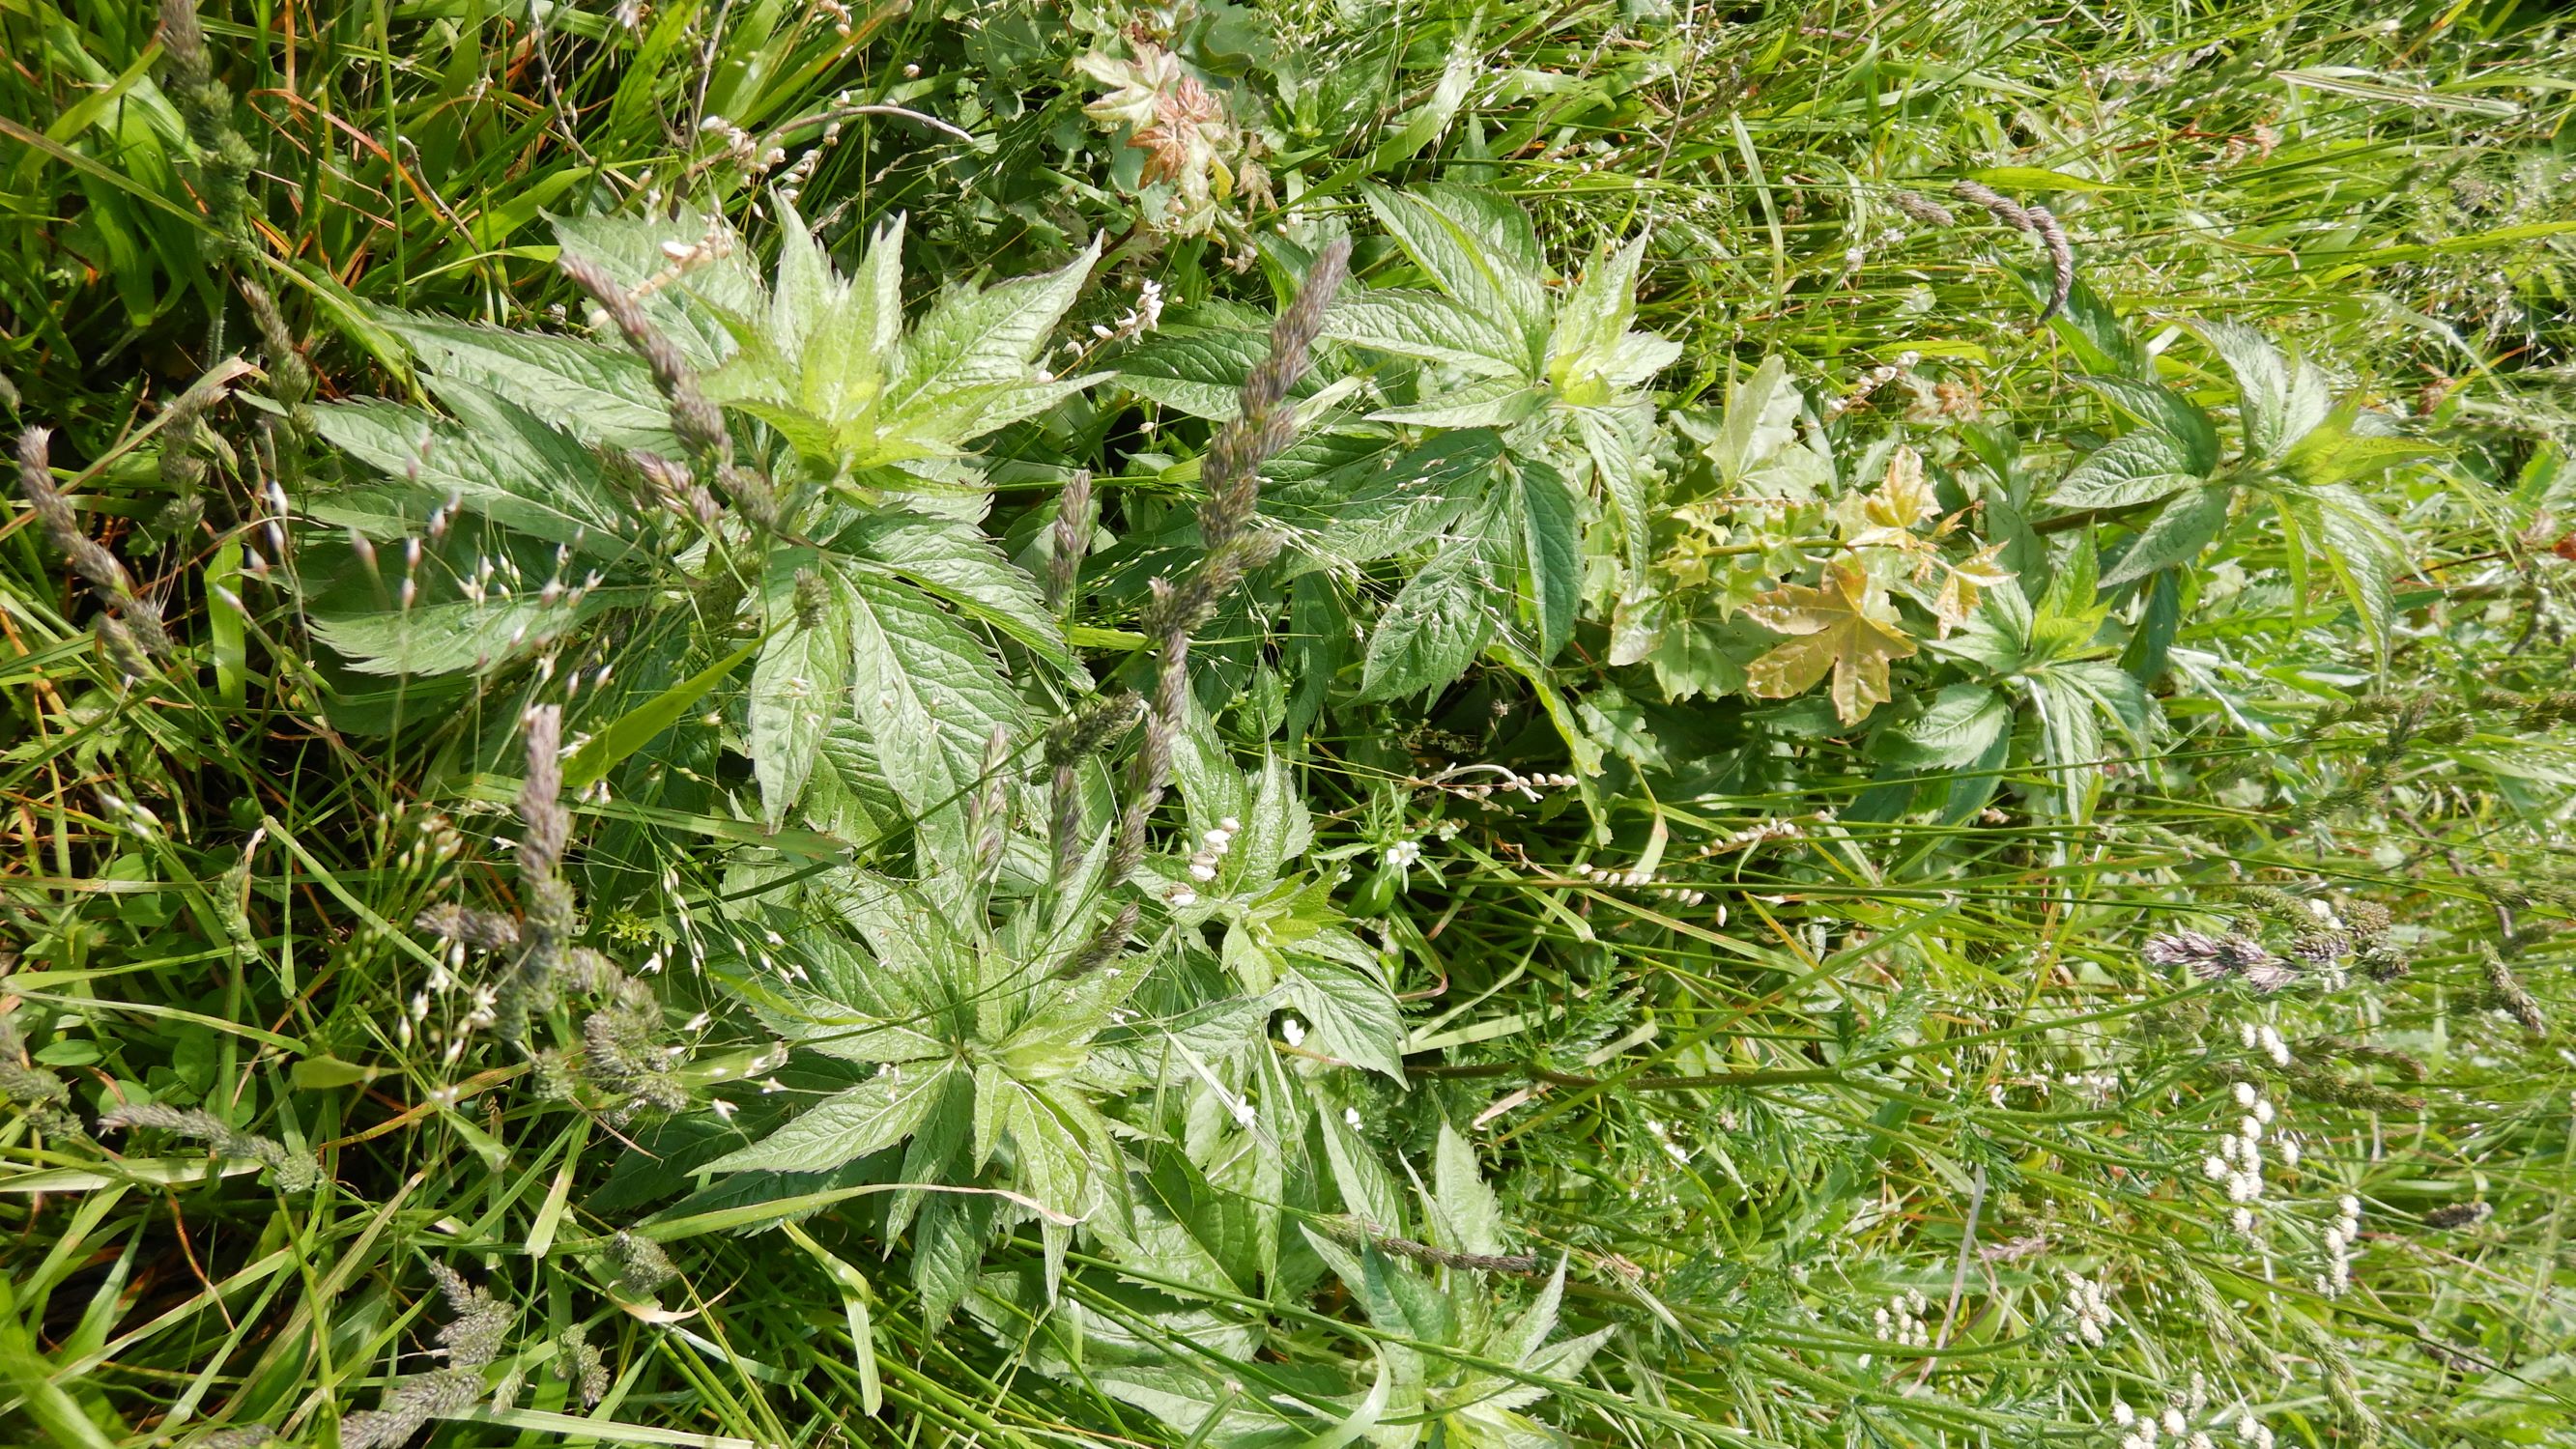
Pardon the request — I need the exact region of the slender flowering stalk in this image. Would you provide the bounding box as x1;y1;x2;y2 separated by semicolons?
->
557;253;779;527
157;2;315;408
1890;189;1958;227
1045;692;1143;880
1052;901;1141;981
1048;468;1095;612
334;1264;510;1448
97;1101;321;1191
1952;180;2074;324
14;429;176;660
0;1018;87;1140
2142;927;2299;992
1311;1215;1543;1276
1109;240;1349;887
503;705;576;1044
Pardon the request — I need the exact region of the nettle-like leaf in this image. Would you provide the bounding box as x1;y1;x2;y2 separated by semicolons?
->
1742;557;1920;725
706;874;1146;1293
2189;317;2332;464
1323;185;1680;617
704;209;1106;486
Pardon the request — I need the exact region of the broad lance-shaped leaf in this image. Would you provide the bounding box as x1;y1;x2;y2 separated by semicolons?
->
1547;233;1679;402
837;566;1030;850
1283;957;1405;1079
2048;427;2205;510
836;509;1076;672
1742;558;1920;725
1575;405;1655;577
883;233;1104;422
310;587;652;676
752;561;852;824
1430;1120;1504;1257
380;312;678;452
2102;484;2235;586
1872;684;2012;769
1324;289;1529;380
2075;375;2220;474
312;393;642;557
707;1061;957;1174
1363;184;1551;373
2190;317;2331;462
703;215;1106;477
1359;538;1497;702
1516;456;1580;662
1117;327;1332;421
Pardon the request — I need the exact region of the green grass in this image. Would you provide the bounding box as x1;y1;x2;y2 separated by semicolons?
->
4;2;2575;1449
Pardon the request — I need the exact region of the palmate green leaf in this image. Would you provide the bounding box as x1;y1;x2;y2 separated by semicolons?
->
1700;355;1802;486
705;1060;958;1174
2048;425;2206;510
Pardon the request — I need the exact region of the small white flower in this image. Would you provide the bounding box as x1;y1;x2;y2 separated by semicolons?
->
1281;1016;1306;1047
1343;1106;1363;1129
2163;1408;2187;1435
2253;1098;2275;1123
2229;1207;2256;1234
2233;1082;2258;1108
2112;1400;2136;1427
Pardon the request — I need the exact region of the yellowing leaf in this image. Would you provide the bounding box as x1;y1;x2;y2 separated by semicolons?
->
1742;559;1919;724
1846;446;1942;560
1866;447;1940;532
1934;541;2016;639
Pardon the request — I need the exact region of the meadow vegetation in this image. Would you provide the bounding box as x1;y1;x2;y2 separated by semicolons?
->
3;2;2575;1447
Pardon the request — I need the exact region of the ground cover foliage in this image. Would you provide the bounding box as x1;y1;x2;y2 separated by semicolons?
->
3;1;2575;1446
